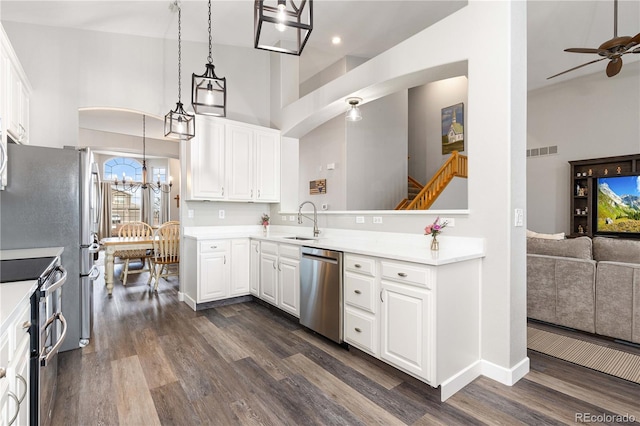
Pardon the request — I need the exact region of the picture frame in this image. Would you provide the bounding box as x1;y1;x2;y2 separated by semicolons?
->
441;102;465;155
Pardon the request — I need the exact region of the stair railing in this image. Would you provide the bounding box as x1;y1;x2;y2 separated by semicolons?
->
404;151;468;210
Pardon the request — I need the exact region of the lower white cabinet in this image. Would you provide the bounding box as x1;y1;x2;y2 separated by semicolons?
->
183;237;251;306
249;240;260;296
344;254;379;356
258;242;300;317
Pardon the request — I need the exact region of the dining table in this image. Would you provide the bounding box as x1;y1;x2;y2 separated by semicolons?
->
100;236;154;295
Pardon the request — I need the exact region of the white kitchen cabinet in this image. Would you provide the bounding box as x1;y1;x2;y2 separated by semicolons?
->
0;46;8;189
230;239;250;296
1;27;30;145
380;279;432;382
186;118;225;200
198;240;230;302
258;241;299;317
185;116;280;203
249;240;260;296
344;254;379;356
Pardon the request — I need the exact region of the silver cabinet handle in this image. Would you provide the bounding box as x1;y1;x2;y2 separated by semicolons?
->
380;290;384;302
250;189;253;198
255;245;259;253
224;255;226;264
22;321;31;330
0;367;5;378
211;246;217;249
258;189;261;198
354;264;362;268
354;289;361;294
222;187;224;196
397;272;407;277
354;327;362;333
0;141;7;177
273;261;276;269
7;392;19;426
16;373;27;403
278;262;282;271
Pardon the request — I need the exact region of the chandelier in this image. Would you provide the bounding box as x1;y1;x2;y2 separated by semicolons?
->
254;0;313;55
165;1;195;140
192;0;227;117
114;115;173;194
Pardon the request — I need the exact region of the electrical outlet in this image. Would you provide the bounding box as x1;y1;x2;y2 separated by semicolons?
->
514;208;524;227
188;209;194;219
289;215;296;221
356;216;365;224
373;217;383;224
218;210;225;219
441;217;455;227
281;215;287;221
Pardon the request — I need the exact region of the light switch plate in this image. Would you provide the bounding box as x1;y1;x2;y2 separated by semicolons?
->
373;217;382;224
356;216;365;224
289;215;296;221
219;210;225;219
281;215;287;221
514;208;524;227
188;209;194;219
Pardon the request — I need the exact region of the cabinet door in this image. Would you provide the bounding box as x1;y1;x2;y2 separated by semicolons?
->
7;64;21;141
250;240;260;296
226;124;254;200
230;239;250;296
199;251;229;302
189;119;225;200
11;336;29;426
255;130;280;202
278;257;300;317
380;280;432;382
260;252;278;306
1;48;7;187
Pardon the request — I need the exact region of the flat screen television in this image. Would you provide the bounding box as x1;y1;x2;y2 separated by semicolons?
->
596;174;640;237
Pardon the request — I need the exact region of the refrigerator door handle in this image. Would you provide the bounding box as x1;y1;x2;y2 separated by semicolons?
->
87;242;100;253
88;265;100;281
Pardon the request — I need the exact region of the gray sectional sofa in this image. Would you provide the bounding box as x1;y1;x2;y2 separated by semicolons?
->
527;236;640;344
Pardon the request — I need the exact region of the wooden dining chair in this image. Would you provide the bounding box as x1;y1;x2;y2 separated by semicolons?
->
115;221;154;286
148;222;180;291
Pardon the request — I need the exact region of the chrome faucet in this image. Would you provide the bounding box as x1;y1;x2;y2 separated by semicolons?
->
298;201;320;237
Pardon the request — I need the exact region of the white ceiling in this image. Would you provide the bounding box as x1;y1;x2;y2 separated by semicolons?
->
2;0;639;139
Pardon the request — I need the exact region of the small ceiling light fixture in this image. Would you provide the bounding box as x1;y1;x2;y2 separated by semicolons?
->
165;2;195;140
115;115;173;194
331;36;342;45
192;0;227;117
254;0;313;55
345;97;362;122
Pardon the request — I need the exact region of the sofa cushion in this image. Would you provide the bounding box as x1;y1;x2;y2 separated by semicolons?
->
593;237;640;264
526;229;565;240
527;236;592;260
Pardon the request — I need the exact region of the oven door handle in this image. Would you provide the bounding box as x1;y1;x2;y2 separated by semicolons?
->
40;313;67;367
41;266;67;298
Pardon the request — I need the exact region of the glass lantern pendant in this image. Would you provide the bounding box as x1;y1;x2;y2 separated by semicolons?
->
254;0;313;56
165;2;195;140
192;0;227;117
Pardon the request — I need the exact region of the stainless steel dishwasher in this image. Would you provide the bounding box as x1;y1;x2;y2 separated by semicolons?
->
300;246;344;344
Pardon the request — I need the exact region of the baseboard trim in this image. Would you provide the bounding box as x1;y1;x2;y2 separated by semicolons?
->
440;361;483;401
481;356;530;386
177;291;185;302
183;293;197;311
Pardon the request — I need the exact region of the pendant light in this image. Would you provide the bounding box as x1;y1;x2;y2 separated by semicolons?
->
345;97;362;122
254;0;313;55
192;0;227;117
165;2;195;140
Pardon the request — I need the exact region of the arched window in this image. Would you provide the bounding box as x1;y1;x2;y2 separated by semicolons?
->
104;157;143;235
104;157;143;182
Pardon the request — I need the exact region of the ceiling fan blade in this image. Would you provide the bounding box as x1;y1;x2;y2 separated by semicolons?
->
625;33;640;50
547;57;608;79
565;48;603;54
606;58;623;77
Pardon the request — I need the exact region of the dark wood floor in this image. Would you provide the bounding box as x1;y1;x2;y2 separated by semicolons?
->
51;268;640;425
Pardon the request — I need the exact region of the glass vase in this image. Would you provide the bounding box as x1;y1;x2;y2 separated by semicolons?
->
430;235;439;251
263;224;269;237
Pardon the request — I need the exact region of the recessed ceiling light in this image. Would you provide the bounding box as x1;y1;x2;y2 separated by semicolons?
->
331;36;342;45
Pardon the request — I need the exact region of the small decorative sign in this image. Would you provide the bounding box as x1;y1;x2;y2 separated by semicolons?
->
309;179;326;195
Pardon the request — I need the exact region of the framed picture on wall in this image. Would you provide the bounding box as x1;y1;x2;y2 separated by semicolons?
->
441;103;464;155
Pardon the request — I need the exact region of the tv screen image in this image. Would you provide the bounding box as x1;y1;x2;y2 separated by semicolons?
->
597;175;640;234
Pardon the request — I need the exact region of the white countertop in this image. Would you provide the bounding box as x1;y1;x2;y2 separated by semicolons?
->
0;246;64;335
184;226;484;266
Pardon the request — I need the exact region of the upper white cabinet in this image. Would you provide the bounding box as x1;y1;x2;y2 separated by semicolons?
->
1;26;30;146
186;116;280;202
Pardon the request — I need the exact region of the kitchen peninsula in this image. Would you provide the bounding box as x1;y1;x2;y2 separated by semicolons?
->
182;225;484;401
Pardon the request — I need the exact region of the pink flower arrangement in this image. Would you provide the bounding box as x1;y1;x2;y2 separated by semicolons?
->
424;217;448;237
261;213;270;226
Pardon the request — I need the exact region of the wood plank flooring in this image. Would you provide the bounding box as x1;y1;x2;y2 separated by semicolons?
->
51;269;640;425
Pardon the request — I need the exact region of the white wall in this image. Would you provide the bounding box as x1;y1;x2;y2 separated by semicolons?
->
300;55;368;97
2;21;272;148
527;61;640;234
346;91;408;210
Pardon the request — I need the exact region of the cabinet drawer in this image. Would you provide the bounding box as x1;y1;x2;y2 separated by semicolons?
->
199;240;229;253
261;241;279;255
381;260;432;288
278;244;300;260
344;308;377;355
344;272;376;313
344;254;376;276
13;303;31;350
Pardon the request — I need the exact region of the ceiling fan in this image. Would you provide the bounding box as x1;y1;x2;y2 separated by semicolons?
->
548;0;640;80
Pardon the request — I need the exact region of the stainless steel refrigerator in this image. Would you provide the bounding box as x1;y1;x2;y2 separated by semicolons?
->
0;143;100;352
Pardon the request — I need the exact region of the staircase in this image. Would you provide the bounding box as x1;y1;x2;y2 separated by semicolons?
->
395;177;423;210
395;151;468;210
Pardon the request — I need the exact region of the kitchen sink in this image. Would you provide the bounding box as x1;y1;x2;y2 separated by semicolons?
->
283;236;316;241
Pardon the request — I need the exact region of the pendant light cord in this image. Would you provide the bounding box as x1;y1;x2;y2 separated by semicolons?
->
178;5;183;102
207;0;213;64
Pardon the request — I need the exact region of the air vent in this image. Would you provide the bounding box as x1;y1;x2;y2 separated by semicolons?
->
527;145;558;158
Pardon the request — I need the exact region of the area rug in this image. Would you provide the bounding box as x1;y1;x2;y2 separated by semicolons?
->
527;326;640;384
